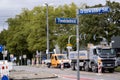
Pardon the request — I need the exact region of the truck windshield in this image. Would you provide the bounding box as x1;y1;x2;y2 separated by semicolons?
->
57;55;67;60
97;48;116;55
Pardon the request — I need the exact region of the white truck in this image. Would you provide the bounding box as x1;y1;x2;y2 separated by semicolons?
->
69;45;116;73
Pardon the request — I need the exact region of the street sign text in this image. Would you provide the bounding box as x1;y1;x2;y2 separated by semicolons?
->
78;7;110;15
55;18;77;24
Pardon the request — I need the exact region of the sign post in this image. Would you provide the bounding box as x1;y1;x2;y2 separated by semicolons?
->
55;7;110;80
76;6;110;80
76;9;80;80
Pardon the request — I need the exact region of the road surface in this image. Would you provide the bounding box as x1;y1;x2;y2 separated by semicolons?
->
10;65;120;80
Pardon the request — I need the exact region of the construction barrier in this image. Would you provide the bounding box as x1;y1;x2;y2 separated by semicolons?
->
0;60;9;78
98;62;102;73
8;62;13;71
61;60;64;70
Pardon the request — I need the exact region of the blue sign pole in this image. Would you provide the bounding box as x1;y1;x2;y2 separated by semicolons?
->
0;45;3;52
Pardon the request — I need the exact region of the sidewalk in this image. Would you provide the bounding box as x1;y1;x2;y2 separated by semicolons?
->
9;65;58;80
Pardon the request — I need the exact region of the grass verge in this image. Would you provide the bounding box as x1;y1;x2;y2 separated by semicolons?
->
115;66;120;72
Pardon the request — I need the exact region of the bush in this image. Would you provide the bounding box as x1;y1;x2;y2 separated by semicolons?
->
115;66;120;72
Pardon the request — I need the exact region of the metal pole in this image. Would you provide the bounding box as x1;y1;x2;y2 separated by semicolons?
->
67;35;75;58
45;3;49;59
105;0;109;44
21;51;22;65
3;45;5;60
76;9;80;80
106;0;109;6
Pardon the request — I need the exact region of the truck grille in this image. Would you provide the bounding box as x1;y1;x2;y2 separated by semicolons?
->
102;59;115;67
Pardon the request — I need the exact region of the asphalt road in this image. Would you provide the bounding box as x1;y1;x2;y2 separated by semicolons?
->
11;65;120;80
41;66;120;80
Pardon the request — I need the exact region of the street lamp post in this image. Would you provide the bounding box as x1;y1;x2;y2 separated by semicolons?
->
106;0;110;6
45;3;49;59
68;35;75;44
67;35;75;58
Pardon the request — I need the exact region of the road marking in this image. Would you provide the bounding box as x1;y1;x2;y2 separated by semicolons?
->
59;74;94;80
96;73;103;75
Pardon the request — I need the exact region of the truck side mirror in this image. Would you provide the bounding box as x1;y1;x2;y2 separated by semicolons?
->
93;49;97;55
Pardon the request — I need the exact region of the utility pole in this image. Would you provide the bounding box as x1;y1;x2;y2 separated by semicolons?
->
3;45;5;60
76;9;80;80
45;3;49;59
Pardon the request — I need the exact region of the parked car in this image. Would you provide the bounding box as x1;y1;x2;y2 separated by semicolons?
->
42;59;51;65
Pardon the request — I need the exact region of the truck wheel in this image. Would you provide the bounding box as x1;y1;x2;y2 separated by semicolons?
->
47;63;51;68
108;69;114;73
75;63;81;70
101;68;105;73
57;64;61;68
91;64;97;73
75;63;78;70
84;63;90;72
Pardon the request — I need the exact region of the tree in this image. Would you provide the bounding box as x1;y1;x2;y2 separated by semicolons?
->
80;1;120;45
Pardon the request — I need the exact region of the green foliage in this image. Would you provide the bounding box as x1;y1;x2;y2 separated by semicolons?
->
80;1;120;45
0;30;7;45
115;67;120;72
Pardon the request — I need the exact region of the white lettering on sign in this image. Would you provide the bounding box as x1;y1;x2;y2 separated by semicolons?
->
56;18;77;24
59;19;76;23
79;7;110;14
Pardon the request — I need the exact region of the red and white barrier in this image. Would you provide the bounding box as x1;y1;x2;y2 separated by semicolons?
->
98;63;102;73
61;60;64;70
0;60;9;77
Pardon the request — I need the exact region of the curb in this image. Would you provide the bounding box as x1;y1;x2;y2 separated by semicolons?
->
9;70;58;80
9;74;58;80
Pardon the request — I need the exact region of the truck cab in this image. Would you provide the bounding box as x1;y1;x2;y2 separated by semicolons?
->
70;44;116;73
88;46;116;72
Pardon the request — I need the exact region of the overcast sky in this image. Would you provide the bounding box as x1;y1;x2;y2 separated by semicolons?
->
0;0;119;32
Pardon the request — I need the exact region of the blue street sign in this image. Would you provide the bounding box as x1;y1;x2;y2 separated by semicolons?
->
78;7;110;15
55;18;77;24
0;45;3;52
